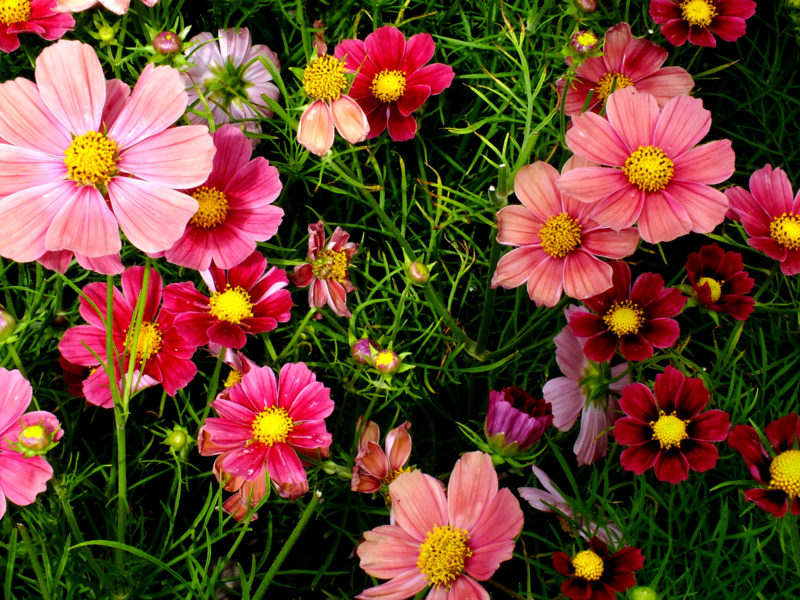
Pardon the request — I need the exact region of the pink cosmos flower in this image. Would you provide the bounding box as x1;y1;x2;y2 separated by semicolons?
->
163;251;292;349
484;387;552;456
0;368;63;519
58;266;198;408
557;22;694;116
543;306;629;465
197;362;334;500
725;165;800;276
55;0;157;14
492;160;640;307
335;25;455;141
0;40;215;264
351;419;413;494
356;452;523;599
0;0;74;53
161;124;284;270
650;0;756;48
36;250;124;275
211;453;269;521
559;87;735;244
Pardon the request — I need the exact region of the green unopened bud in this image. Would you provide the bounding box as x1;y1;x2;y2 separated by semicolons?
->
163;425;191;454
98;25;116;43
406;261;430;285
0;308;14;341
629;586;658;600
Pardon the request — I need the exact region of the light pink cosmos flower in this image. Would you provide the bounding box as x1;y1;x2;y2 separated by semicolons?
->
55;0;157;14
351;419;412;494
357;452;523;599
559;87;735;244
0;40;215;264
492;159;640;307
0;0;74;53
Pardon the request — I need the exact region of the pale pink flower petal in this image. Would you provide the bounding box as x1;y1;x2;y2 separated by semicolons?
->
564;111;629;165
558;168;630;203
0;453;52;506
0;368;32;432
355;569;428;600
544;377;583;430
666;182;729;234
514;161;562;220
0;144;65;196
390;470;448;541
465;488;524;579
496;205;540;246
605;87;659;150
653;94;711;157
574;404;612;466
447;451;498;531
45;184;120;257
443;576;490;599
526;254;565;307
581;228;640;258
0;78;70;154
0;182;70;261
357;525;422;579
637;190;692;243
492;247;547;289
297;99;335;156
563;250;613;300
330;95;369;143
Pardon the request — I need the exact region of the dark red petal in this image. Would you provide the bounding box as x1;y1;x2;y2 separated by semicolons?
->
208;321;247;349
644;287;687;318
689;410;730;442
710;16;748;42
619;383;658;422
674;376;710;419
588;537;609;558
653;449;690;484
652;365;683;412
618;335;653;362
640;317;680;349
583;332;619;363
614;417;653;446
765;413;800;453
553;552;575;576
561;578;593;600
629;272;665;306
603;569;636;593
620;442;660;475
568;311;605;337
681;440;719;473
745;488;788;517
608;546;644;572
727;425;770;483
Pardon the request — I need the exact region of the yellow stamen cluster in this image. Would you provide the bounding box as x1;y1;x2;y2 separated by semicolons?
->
572;550;605;582
575;31;598;49
63;131;119;188
649;411;691;449
680;0;718;28
313;250;349;283
251;406;294;446
769;213;800;251
697;276;723;303
190;186;229;229
209;286;254;325
125;321;162;362
384;466;412;485
539;212;583;258
0;0;31;25
594;72;634;103
602;299;644;337
623;145;675;192
371;69;407;103
769;449;800;498
19;424;48;451
224;368;243;388
303;54;348;102
416;525;472;589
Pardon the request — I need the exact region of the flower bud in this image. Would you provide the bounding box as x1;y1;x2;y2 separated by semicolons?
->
97;25;116;44
373;349;401;374
163;425;191;454
406;261;430;285
629;587;659;600
484;387;553;456
19;424;50;451
0;308;14;341
351;338;377;365
153;31;182;56
572;30;599;54
576;0;597;12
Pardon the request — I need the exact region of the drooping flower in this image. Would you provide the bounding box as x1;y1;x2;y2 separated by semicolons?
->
685;243;754;320
554;537;644;600
559;87;735;244
55;0;157;15
544;306;630;465
162;124;284;271
484;387;553;457
557;22;694;116
334;25;455;141
725;164;800;276
163;251;292;350
492;159;640;307
615;366;730;483
649;0;757;48
728;413;800;517
351;419;412;494
0;39;215;264
568;261;686;363
290;221;358;318
0;0;74;53
356;452;523;599
197;362;334;500
0;368;64;519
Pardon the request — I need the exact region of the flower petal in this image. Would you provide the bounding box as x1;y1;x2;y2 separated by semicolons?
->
448;452;498;532
389;470;447;542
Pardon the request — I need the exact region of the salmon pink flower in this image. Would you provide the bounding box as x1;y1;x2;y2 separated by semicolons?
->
559;87;735;244
351;419;412;494
211;454;269;521
557;22;694;116
356;452;523;599
55;0;157;14
0;0;74;53
492;160;640;307
484;387;553;457
554;537;644;600
685;243;754;320
335;25;455;141
650;0;756;48
615;366;730;483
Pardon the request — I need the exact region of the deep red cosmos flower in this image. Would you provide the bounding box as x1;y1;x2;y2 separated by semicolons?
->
568;261;686;362
728;414;800;517
615;366;730;483
685;243;754;321
649;0;756;48
554;537;644;600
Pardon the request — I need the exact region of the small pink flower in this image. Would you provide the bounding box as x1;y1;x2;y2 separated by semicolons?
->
351;419;412;494
650;0;756;48
0;0;74;53
484;387;553;456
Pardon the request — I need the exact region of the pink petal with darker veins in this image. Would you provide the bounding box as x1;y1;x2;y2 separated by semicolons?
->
448;452;498;532
389;470;447;542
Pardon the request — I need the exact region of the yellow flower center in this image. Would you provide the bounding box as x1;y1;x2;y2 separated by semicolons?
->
572;549;605;582
63;131;119;188
190;186;229;229
594;71;634;104
126;321;162;362
769;449;800;498
224;368;243;388
769;213;800;251
384;466;412;485
0;0;31;25
251;406;294;446
575;31;598;48
370;69;407;103
416;525;473;589
697;276;723;302
19;424;48;450
623;145;675;192
312;249;349;283
539;212;583;258
374;350;396;369
680;0;717;28
602;299;644;337
303;54;348;102
208;286;254;324
649;411;690;449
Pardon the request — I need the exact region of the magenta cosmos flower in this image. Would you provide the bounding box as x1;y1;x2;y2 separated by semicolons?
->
356;451;523;599
0;0;73;53
568;261;686;363
557;22;694;116
554;537;644;600
351;419;412;494
728;414;800;517
55;0;157;14
484;387;552;456
58;266;198;408
686;243;754;320
0;368;63;519
335;25;455;141
559;87;735;244
163;251;292;349
198;363;334;500
615;366;730;483
0;39;214;264
726;164;800;276
650;0;756;48
492;159;640;307
162;124;284;270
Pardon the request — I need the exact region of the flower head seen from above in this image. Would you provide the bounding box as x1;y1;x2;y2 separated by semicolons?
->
335;25;455;141
356;451;523;599
351;419;412;495
559;87;735;244
685;243;754;320
554;537;644;600
557;22;694;116
0;0;74;53
650;0;756;48
571;29;599;54
615;366;730;484
728;413;800;517
568;261;686;363
484;386;553;457
492;159;640;307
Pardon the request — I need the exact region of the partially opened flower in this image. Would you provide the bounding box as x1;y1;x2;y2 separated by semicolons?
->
351;419;412;494
615;366;730;483
356;452;523;599
0;0;74;53
211;454;269;521
650;0;756;48
554;537;644;600
55;0;157;15
685;243;754;320
484;387;553;456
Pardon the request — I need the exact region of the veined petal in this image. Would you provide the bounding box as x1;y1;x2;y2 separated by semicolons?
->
566;111;630;165
0;78;71;154
653;95;711;157
297;100;335;156
447;452;498;532
44;184;120;258
389;470;447;542
605;87;659;151
0;181;70;262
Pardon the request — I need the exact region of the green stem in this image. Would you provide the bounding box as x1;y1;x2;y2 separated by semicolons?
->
474;237;502;357
16;524;50;600
275;308;316;362
198;349;225;425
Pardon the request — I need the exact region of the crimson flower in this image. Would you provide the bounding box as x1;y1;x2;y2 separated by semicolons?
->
650;0;756;48
554;537;644;600
685;243;754;320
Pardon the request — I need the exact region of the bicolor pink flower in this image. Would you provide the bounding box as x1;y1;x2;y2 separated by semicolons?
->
211;454;269;521
557;22;694;116
197;363;334;500
0;0;74;53
650;0;756;48
559;87;735;244
492;160;640;307
356;452;523;599
335;25;455;141
163;251;292;349
685;243;754;320
351;419;412;494
0;39;215;264
725;165;800;276
55;0;157;14
484;387;552;456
